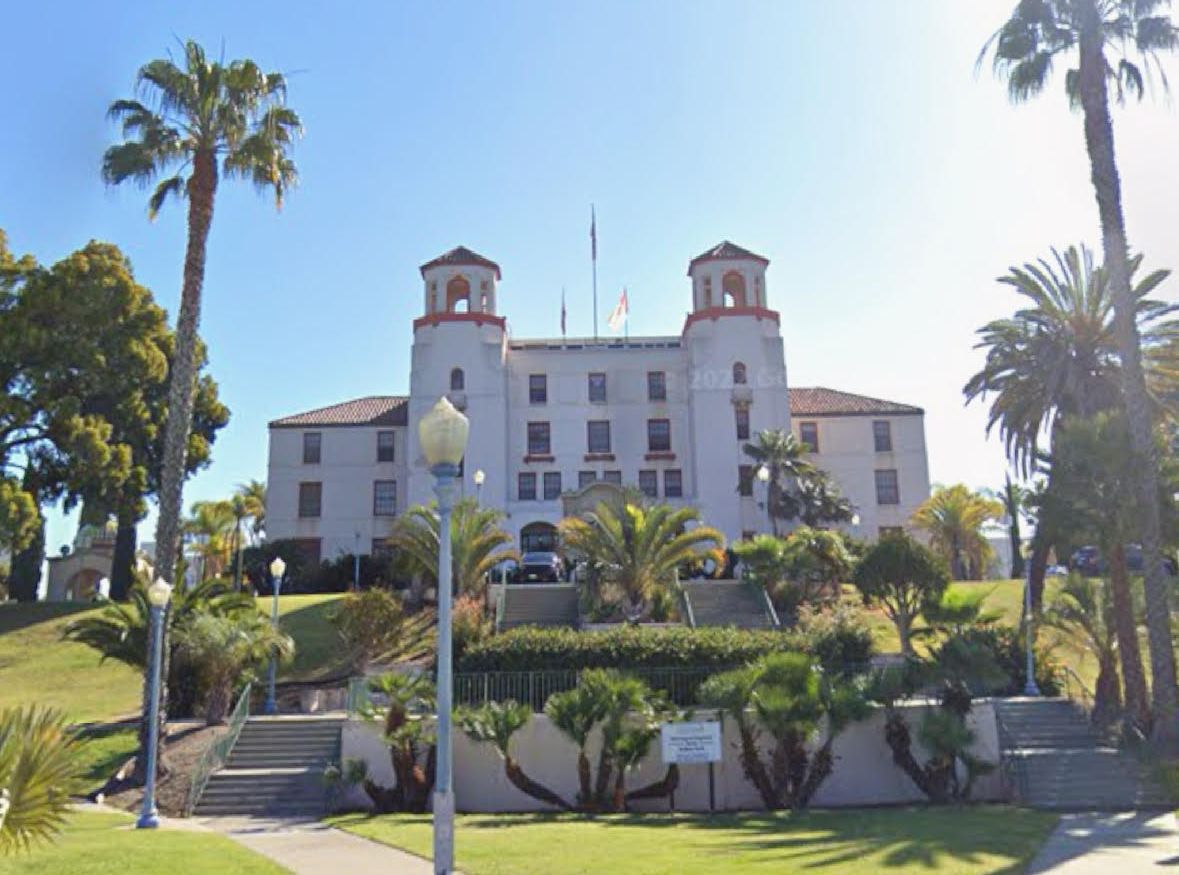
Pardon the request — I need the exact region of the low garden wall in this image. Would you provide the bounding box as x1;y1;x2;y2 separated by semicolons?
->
341;700;1003;812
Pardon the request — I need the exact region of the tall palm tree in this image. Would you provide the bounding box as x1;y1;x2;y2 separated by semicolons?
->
742;429;816;536
237;479;267;540
911;485;1004;581
983;0;1179;740
386;498;517;601
994;475;1027;579
559;501;725;621
183;499;236;581
103;39;300;777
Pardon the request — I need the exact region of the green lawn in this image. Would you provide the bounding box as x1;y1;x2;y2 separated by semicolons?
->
0;811;285;875
264;593;348;681
74;725;139;787
331;807;1057;875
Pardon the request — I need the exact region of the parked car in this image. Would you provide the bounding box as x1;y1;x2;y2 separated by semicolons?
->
519;551;563;583
1069;545;1177;577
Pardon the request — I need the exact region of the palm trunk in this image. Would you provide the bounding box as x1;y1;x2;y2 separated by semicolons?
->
1078;28;1179;744
1108;543;1150;730
139;148;218;782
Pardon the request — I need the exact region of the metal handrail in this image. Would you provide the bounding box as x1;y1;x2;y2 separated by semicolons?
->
761;586;781;630
992;704;1029;803
185;682;252;815
1058;664;1095;715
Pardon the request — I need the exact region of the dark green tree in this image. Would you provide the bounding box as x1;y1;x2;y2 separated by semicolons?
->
852;533;950;658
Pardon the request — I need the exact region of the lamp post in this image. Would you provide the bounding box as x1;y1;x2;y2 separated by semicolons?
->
473;468;485;504
419;397;470;875
755;465;771;535
136;577;173;829
264;556;286;715
1022;545;1041;696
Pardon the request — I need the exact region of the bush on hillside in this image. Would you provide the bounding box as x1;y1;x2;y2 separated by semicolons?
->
930;624;1061;696
242;541;407;594
789;603;875;678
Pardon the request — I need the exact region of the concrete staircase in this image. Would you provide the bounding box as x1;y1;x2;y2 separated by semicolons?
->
499;584;579;630
995;698;1172;811
681;581;777;629
193;716;344;818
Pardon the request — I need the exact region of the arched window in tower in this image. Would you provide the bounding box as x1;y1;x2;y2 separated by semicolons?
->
450;368;465;391
733;362;747;385
722;271;747;308
446;275;471;313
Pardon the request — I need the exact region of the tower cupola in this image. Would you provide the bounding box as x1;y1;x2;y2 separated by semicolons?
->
419;246;501;317
686;241;770;313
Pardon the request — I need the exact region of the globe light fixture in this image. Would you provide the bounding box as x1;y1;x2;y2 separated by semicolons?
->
146;577;173;608
269;556;287;580
756;465;770;483
419;397;470;468
473;469;485;487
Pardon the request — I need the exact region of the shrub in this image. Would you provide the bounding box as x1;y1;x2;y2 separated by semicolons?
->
853;533;949;657
330;589;433;673
452;594;491;660
931;625;1062;696
457;625;798;673
789;603;875;678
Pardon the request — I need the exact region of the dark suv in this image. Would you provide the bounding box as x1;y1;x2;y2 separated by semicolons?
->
1070;545;1177;576
519;551;563;583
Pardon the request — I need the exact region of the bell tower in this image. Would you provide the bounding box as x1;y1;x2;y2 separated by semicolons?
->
406;246;509;510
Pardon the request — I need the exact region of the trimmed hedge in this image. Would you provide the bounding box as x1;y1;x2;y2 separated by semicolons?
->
457;625;800;672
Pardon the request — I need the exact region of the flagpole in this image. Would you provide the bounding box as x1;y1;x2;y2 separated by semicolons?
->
591;205;599;341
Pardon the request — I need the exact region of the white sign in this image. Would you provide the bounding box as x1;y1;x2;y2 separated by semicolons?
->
661;721;721;764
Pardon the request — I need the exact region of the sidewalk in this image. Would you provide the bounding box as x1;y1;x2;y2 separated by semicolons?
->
201;817;439;875
1027;811;1179;873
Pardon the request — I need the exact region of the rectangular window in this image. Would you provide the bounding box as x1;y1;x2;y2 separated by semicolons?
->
518;472;537;501
738;465;754;497
603;470;622;485
377;430;395;462
873;420;893;453
647;371;667;402
735;407;750;441
664;469;683;498
543;471;562;500
647;418;671;452
298;481;322;518
578;470;597;489
373;480;397;516
875;469;900;505
587;420;611;454
588;372;607;403
529;373;547;404
638;469;658;498
302;432;322;464
527;421;551;455
799;421;819;453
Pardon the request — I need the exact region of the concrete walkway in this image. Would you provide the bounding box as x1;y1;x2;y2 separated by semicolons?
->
1027;811;1179;873
202;817;437;875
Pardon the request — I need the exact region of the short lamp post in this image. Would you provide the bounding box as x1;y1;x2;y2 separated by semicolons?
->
419;397;470;875
136;577;173;829
1022;545;1041;696
473;468;485;504
264;556;286;715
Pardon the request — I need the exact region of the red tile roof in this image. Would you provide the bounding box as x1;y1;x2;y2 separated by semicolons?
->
789;387;923;417
419;246;502;279
270;396;408;428
688;241;769;273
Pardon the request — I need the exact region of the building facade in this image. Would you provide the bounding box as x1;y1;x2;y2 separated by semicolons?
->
266;242;931;563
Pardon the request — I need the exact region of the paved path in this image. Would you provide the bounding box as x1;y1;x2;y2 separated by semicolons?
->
1027;811;1179;873
201;817;437;875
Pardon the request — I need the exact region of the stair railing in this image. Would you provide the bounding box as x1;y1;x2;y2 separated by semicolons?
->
185;681;252;815
1058;664;1095;716
761;585;781;630
992;704;1029;804
676;571;696;629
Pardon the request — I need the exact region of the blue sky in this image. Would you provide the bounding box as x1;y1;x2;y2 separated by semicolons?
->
3;1;1178;556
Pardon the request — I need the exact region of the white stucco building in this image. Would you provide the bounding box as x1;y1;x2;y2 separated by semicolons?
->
266;242;931;563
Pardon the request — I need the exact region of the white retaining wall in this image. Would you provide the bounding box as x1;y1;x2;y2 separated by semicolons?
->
341;700;1003;812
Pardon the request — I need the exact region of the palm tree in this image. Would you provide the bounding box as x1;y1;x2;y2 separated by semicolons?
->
0;707;83;853
386;498;517;601
993;475;1027;579
183;499;236;581
742;429;816;536
559;502;725;621
911;485;1004;581
983;0;1179;740
1044;574;1122;729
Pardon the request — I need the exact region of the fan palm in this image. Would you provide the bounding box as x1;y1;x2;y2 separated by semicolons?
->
1044;573;1122;728
559;502;725;621
0;707;83;854
742;430;816;536
983;0;1179;740
386;498;516;600
229;480;265;591
911;485;1004;581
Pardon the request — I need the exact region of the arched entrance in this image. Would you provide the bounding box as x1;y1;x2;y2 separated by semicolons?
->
520;521;559;553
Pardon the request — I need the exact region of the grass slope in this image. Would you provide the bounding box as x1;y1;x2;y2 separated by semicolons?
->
331;808;1057;875
0;811;286;875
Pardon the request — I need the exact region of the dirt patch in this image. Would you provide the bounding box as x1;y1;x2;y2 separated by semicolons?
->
97;723;227;817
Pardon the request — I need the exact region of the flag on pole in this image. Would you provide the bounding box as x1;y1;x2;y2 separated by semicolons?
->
561;286;567;337
607;287;629;333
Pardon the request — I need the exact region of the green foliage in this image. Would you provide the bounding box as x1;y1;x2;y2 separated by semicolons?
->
330;588;433;673
930;625;1061;697
560;501;724;621
457;700;532;758
451;594;491;661
911;485;1004;580
0;480;37;556
1044;573;1121;722
922;587;1001;637
362;672;436;813
791;603;875;679
457;625;796;672
853;533;949;656
0;706;83;854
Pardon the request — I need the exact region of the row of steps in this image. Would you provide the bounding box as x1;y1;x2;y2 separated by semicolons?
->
193;716;344;818
681;581;777;629
995;698;1172;811
499;584;579;630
